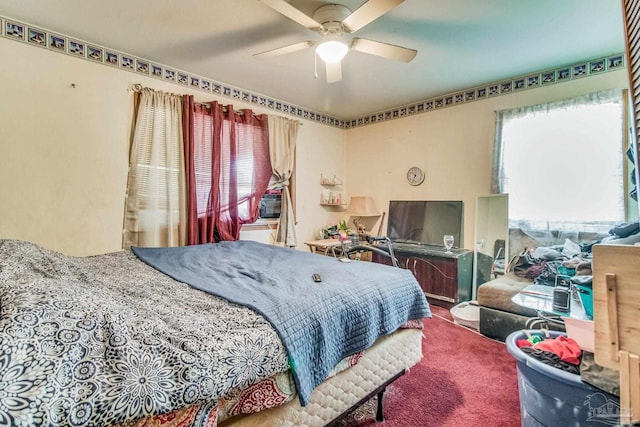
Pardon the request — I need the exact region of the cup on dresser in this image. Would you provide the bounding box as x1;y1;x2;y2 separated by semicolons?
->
443;234;454;254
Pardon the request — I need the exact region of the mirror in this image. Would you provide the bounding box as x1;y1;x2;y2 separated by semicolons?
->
473;194;509;300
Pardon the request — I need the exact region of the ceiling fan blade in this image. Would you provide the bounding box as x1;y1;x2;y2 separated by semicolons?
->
350;37;417;62
342;0;405;33
259;0;322;30
254;41;314;58
326;61;342;83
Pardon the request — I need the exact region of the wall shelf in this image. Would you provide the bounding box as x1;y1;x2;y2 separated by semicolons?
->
320;173;344;206
320;174;343;186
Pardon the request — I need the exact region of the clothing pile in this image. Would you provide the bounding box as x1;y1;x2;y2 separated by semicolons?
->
512;220;640;288
516;330;582;374
516;330;620;396
510;239;593;288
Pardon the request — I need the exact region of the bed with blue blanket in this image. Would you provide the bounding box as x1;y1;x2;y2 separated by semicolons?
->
0;239;430;427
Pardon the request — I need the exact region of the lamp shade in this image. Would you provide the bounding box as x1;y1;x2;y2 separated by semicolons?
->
345;196;379;216
315;40;349;63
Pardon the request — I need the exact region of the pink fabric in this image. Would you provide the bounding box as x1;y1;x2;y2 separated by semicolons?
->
182;96;200;244
183;96;271;244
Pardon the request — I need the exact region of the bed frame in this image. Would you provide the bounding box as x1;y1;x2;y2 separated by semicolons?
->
325;370;405;426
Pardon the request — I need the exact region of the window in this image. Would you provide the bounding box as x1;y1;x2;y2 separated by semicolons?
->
126;91;274;247
187;102;272;244
493;89;625;236
123;90;185;249
193;109;269;221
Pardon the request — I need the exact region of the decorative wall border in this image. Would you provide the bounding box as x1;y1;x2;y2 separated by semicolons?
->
346;52;625;128
0;14;626;130
0;15;346;128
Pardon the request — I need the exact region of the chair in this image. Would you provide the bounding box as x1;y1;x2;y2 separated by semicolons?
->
491;239;506;278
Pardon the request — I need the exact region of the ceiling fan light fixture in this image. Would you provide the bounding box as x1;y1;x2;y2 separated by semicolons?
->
315;40;349;63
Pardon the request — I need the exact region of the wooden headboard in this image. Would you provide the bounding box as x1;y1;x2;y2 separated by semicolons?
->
592;243;640;423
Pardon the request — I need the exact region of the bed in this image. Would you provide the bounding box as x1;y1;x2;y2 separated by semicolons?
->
0;239;430;427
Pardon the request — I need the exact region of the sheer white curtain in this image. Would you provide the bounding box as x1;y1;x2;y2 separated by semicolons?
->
268;115;299;247
123;88;186;248
492;89;625;246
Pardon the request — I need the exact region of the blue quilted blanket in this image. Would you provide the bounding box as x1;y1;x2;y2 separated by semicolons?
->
132;240;431;406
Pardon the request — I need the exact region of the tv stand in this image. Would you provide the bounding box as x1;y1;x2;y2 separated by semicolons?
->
371;243;473;308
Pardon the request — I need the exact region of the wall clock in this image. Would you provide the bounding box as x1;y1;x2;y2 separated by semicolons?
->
407;166;425;186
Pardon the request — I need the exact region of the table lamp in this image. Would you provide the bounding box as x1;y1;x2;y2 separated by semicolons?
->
344;196;380;236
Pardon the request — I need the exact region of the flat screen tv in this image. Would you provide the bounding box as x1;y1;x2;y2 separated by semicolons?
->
387;200;463;248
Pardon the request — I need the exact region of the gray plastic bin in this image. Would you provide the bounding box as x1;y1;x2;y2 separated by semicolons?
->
506;330;620;427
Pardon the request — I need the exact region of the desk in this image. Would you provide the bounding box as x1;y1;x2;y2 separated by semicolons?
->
304;239;375;261
511;284;589;320
304;239;342;256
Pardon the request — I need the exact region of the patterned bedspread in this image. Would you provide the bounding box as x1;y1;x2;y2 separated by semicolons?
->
0;240;289;426
0;240;427;427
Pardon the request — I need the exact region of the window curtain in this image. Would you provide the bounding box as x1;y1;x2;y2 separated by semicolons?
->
183;96;272;244
491;89;625;245
268;115;299;247
123;88;186;248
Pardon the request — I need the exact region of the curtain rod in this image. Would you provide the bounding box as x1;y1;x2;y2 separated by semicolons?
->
128;83;302;125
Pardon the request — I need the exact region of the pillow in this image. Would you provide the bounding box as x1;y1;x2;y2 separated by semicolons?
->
608;221;639;238
602;231;640;246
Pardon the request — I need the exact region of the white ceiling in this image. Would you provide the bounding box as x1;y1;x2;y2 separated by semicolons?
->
1;0;626;120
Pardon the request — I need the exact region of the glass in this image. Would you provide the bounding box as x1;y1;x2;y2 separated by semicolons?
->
443;234;454;254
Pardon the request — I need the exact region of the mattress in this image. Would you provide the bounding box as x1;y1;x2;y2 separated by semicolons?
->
219;327;424;427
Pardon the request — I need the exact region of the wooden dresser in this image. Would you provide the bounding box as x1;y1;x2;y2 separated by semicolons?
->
372;243;473;308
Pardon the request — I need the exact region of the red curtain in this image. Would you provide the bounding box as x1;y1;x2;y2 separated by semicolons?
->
183;95;271;244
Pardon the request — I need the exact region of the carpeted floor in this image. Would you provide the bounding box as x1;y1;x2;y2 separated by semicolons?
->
338;305;522;426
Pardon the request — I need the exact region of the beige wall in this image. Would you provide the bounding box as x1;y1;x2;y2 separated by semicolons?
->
0;36;631;256
0;38;346;255
345;69;629;250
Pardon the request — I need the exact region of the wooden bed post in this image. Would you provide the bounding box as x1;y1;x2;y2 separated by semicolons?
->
593;245;640;424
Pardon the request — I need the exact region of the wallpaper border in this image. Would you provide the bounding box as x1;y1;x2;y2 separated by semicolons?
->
0;15;626;129
346;53;625;128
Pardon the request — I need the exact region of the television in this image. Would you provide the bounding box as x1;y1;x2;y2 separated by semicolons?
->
387;200;463;248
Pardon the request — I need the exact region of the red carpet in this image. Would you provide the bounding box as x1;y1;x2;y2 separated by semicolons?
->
340;306;521;426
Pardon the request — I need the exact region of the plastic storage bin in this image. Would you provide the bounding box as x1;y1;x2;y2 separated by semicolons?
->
506;330;620;427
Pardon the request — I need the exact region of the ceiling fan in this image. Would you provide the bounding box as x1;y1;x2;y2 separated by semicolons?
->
255;0;417;83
